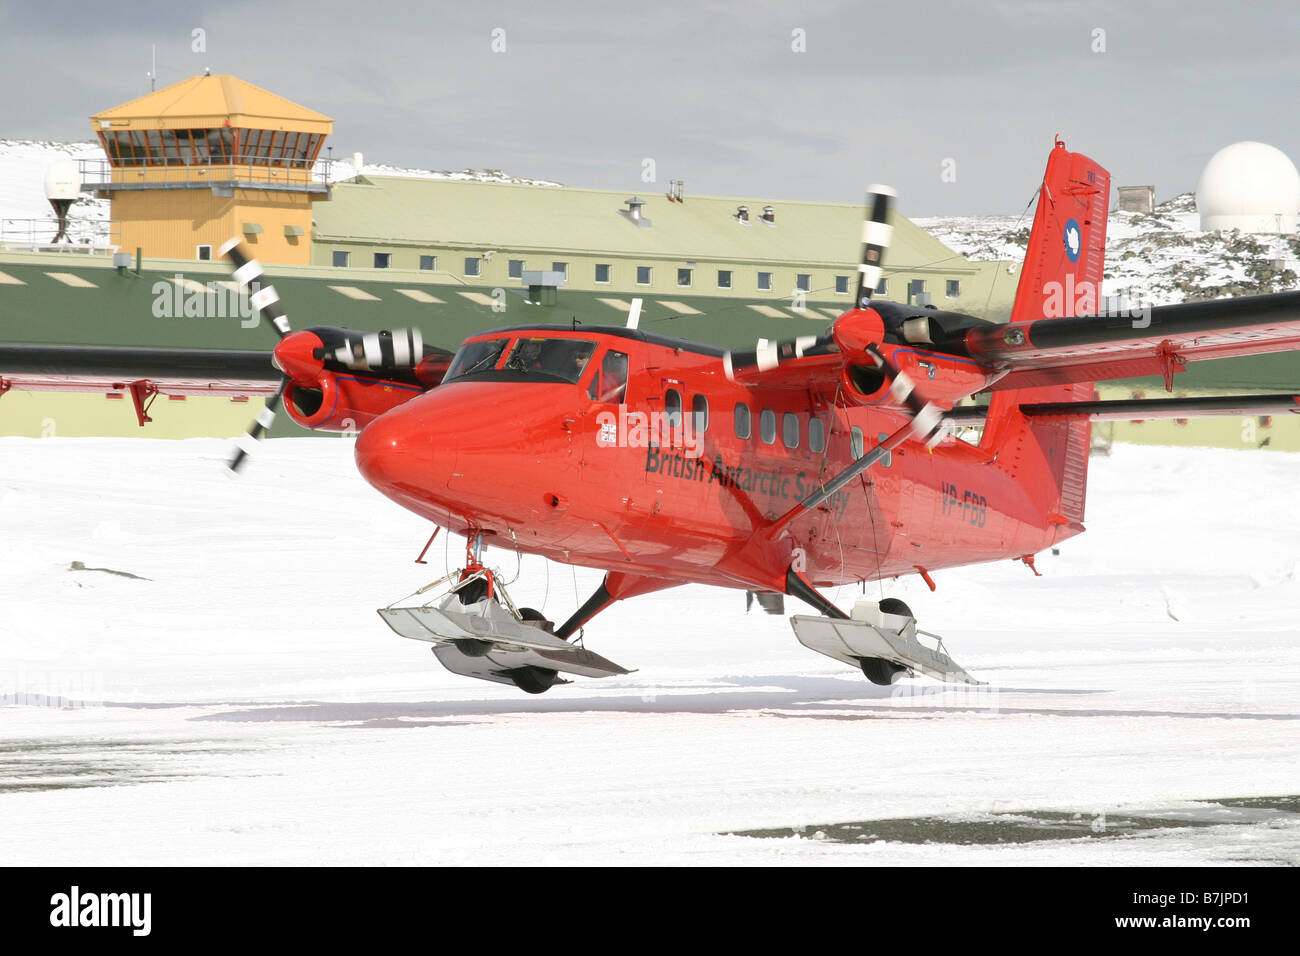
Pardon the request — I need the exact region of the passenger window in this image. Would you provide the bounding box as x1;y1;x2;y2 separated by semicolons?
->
760;409;776;445
809;418;826;454
665;389;683;429
734;402;751;439
850;425;864;458
878;432;893;468
595;350;628;404
691;394;709;434
782;413;799;449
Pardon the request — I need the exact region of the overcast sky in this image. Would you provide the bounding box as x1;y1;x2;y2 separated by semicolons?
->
2;0;1297;216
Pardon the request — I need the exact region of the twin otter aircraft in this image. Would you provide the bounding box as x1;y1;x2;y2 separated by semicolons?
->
5;139;1299;693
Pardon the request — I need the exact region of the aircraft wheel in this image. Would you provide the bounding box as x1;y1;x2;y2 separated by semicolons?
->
455;578;490;605
860;657;908;685
518;607;555;633
860;598;912;685
510;665;560;695
878;598;913;618
452;638;492;658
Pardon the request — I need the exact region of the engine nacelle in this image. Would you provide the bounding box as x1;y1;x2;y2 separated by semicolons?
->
284;370;423;432
840;343;999;413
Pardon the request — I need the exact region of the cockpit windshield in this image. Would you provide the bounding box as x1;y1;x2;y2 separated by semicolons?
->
503;338;597;384
443;338;508;382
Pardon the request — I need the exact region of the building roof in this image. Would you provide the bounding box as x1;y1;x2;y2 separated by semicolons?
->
313;176;974;270
91;74;332;134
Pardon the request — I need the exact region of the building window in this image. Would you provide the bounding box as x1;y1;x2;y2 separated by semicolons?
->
508;259;524;279
757;272;772;291
782;413;800;449
795;274;811;292
908;278;927;302
465;257;481;277
760;409;776;445
734;402;751;440
809;418;826;454
332;250;350;268
717;269;732;289
196;244;212;261
835;275;850;294
552;261;568;279
595;263;611;284
677;267;692;287
876;277;888;295
636;266;652;285
374;253;391;269
946;279;961;298
419;255;436;271
691;394;709;434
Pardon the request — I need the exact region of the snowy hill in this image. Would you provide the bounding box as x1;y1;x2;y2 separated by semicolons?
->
915;192;1300;307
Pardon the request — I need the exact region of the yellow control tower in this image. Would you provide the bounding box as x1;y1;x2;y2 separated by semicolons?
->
87;74;332;264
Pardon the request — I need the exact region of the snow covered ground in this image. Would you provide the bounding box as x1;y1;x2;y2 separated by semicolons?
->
1;438;1296;865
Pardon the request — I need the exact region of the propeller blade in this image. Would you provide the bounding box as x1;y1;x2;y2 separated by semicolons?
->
220;237;292;338
328;327;426;372
855;185;895;308
228;376;288;473
723;334;833;381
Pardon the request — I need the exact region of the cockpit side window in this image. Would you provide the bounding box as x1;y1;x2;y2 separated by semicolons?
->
594;350;629;404
444;338;508;382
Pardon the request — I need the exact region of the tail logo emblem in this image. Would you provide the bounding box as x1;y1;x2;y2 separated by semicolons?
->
1063;219;1082;262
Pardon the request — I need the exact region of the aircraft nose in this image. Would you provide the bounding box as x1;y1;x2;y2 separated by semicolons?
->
355;397;452;513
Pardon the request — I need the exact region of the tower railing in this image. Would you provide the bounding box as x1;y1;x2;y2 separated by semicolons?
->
0;216;122;254
78;157;336;193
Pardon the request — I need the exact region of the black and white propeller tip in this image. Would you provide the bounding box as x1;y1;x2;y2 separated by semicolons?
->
222;236;291;472
856;185;896;307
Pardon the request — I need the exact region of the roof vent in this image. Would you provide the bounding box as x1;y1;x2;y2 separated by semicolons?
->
620;197;652;229
734;204;750;224
666;180;684;203
760;205;775;225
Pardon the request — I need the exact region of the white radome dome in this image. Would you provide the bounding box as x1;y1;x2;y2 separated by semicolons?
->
1196;141;1299;234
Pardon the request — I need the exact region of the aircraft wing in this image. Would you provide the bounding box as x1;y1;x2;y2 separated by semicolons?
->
0;344;281;397
957;290;1300;390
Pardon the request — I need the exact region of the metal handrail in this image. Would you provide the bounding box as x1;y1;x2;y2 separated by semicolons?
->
0;216;122;252
78;156;337;188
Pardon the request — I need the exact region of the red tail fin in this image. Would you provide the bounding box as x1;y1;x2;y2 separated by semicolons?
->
983;139;1110;531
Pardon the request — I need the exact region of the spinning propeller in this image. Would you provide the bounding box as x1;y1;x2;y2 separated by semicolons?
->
220;238;431;472
722;185;942;445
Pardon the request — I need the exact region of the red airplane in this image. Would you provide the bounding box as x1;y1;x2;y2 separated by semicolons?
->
4;139;1299;693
